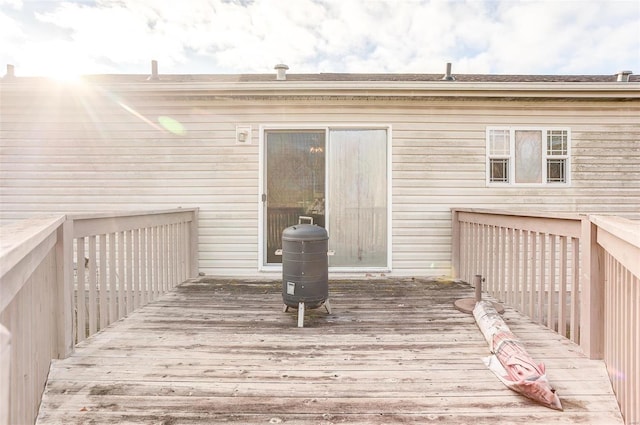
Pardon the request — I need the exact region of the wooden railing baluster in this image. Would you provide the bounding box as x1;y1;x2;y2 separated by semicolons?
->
558;236;567;338
99;234;108;330
76;238;86;342
133;229;140;310
117;231;125;319
548;234;556;332
570;236;580;344
108;232;117;324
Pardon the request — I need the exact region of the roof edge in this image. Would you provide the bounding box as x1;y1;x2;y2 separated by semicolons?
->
2;79;639;100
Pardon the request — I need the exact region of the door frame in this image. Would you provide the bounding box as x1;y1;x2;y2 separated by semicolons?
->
258;124;393;273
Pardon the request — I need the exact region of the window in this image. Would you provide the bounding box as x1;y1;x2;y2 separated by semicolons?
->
546;130;568;183
487;127;570;185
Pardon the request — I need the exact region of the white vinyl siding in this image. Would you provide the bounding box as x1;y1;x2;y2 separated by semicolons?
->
1;83;639;277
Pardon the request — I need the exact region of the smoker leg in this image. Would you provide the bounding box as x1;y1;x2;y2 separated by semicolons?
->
324;299;332;314
297;302;305;328
283;304;289;313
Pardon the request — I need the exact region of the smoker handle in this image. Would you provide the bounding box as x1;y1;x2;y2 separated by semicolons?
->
298;216;314;225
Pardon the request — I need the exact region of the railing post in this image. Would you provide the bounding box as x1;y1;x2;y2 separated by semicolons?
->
56;218;74;358
189;209;200;278
0;324;10;425
473;274;482;302
451;209;461;278
580;216;604;359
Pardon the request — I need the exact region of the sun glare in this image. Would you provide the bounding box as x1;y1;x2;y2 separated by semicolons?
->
46;65;84;83
32;43;89;83
50;73;83;83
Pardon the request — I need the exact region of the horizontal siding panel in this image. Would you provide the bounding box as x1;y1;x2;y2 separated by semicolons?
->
394;170;480;179
0;147;260;156
203;251;258;260
0;130;243;139
575;163;640;171
393;216;451;225
394;181;486;189
393;163;483;172
574;155;640;162
0;176;258;185
394;146;481;155
393;154;485;163
0;134;238;146
0;186;257;196
201;241;258;252
393;252;452;262
0;201;256;212
0;170;258;182
573;133;640;142
394;236;450;246
3;154;257;163
199;238;258;248
394;187;640;196
199;230;257;239
0;162;257;172
393;134;484;144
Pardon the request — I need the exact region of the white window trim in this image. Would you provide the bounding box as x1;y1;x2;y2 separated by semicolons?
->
486;126;571;187
258;124;393;273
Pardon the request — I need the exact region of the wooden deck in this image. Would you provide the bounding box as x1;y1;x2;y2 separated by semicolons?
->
36;278;624;424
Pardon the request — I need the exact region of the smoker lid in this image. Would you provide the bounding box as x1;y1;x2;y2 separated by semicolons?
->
282;224;328;241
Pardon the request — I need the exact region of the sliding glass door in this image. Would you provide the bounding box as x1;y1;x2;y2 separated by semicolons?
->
263;127;389;269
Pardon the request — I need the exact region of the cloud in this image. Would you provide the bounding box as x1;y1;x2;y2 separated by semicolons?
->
0;0;21;9
0;0;638;76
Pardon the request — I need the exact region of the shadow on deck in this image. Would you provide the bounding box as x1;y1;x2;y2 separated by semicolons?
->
36;278;623;425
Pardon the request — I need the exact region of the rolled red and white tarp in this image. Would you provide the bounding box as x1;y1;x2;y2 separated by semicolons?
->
473;300;563;411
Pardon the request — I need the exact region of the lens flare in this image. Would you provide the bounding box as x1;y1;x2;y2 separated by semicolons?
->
158;116;186;135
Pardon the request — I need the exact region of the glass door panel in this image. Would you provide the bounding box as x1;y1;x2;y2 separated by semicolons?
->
265;130;325;264
328;129;387;267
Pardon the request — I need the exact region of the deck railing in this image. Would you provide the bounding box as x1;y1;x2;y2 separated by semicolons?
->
452;208;639;425
0;209;199;425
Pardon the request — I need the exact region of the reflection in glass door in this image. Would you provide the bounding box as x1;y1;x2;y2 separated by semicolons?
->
264;130;325;264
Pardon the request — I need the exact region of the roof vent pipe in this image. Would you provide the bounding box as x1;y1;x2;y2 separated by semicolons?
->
148;60;159;81
4;64;15;79
616;70;632;82
275;64;289;81
442;62;455;81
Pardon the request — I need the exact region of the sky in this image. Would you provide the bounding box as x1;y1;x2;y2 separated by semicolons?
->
0;0;639;78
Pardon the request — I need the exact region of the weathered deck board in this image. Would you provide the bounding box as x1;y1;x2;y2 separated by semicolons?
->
37;278;624;425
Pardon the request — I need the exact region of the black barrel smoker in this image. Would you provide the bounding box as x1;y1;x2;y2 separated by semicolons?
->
278;217;332;327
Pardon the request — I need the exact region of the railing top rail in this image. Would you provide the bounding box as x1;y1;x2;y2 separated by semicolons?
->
452;208;582;238
452;208;583;221
590;215;640;248
68;208;198;221
0;215;65;279
69;208;199;238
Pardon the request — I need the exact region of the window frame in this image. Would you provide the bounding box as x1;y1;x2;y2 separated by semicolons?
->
486;126;571;187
